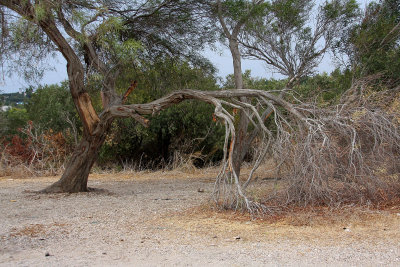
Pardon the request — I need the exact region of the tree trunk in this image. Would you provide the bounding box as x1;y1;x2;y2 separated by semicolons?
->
229;39;244;90
42;122;110;193
35;16;105;193
229;39;249;178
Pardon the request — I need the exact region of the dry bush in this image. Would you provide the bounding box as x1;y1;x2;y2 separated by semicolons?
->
0;122;74;177
246;87;400;212
92;149;206;175
211;85;399;214
280;105;400;206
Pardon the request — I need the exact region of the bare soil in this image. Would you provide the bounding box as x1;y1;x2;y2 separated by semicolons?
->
1;169;399;266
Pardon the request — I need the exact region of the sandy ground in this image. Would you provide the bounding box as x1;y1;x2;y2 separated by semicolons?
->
1;170;399;266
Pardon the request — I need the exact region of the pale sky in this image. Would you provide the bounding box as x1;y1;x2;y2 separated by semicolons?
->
0;0;372;93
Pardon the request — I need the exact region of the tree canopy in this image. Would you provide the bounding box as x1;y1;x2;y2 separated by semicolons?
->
347;0;400;83
241;0;359;86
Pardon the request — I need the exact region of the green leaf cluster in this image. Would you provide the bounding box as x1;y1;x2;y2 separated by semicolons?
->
97;59;224;167
25;82;80;133
349;0;400;83
296;68;353;103
1;107;29;136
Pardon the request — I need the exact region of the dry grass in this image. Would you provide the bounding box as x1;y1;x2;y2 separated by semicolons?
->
149;163;400;244
9;223;69;238
0;163;65;178
109;165;400;245
88;166;220;182
158;203;400;245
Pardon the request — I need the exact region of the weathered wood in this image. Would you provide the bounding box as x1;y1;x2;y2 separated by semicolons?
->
42;124;110;193
77;92;100;135
122;81;138;104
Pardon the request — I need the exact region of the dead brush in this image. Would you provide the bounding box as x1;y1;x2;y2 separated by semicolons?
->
247;87;400;211
0;122;73;177
169;150;205;173
211;83;400;214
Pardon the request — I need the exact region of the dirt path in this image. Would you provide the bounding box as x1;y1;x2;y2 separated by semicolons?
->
1;171;399;266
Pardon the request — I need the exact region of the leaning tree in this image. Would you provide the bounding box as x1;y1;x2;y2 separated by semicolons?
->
1;0;399;212
0;0;219;192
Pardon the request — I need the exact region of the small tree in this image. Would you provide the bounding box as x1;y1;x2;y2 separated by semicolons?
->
212;0;358;180
25;82;78;133
2;107;28;136
242;0;359;85
213;0;267;178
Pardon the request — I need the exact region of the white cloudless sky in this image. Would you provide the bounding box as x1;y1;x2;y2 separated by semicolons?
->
0;0;372;93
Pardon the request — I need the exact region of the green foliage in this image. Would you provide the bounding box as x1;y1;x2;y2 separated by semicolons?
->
10;18;43;44
97;59;224;167
269;0;310;30
0;92;25;105
1;87;32;137
224;70;286;90
348;0;400;83
118;58;218;101
99;101;225;167
0;111;6;137
2;107;29;136
296;68;353;103
34;3;48;22
95;16;143;63
222;0;265;20
224;70;287;91
224;68;353;105
216;0;268;45
322;0;359;20
25;82;79;133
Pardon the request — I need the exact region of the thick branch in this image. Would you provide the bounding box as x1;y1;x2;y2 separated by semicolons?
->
100;89;305;138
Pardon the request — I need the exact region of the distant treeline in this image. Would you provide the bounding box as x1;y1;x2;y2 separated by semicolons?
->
1;92;27;106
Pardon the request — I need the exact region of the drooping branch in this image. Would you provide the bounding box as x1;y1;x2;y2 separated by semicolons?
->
100;87;400;213
105;89;304;121
98;88;306;212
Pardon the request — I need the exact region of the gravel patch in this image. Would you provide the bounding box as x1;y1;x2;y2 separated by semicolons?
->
0;174;399;266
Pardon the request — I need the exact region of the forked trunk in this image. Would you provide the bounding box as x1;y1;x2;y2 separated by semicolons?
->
42;125;109;193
